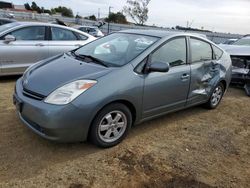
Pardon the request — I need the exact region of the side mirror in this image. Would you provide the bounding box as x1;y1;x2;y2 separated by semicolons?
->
147;61;170;73
4;35;16;43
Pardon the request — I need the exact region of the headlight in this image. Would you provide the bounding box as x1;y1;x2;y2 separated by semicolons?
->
44;80;97;105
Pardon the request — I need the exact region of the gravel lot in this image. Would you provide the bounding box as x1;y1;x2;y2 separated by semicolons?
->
0;76;249;188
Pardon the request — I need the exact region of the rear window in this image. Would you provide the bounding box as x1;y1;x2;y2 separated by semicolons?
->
190;38;212;62
213;45;223;60
51;27;78;41
76;33;88;40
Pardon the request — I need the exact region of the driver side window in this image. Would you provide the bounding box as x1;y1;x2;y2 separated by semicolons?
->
151;37;187;67
5;26;45;41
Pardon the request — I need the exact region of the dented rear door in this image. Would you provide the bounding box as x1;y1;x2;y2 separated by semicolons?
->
187;37;219;105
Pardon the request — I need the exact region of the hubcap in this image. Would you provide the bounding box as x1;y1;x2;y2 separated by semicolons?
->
211;86;223;106
98;111;127;143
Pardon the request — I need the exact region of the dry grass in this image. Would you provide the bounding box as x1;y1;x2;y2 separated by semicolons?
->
0;76;249;188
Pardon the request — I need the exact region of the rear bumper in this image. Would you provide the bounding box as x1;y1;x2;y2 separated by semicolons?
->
13;78;93;142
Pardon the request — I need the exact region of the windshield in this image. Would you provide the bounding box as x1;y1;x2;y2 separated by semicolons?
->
74;33;159;67
233;37;250;46
0;22;19;33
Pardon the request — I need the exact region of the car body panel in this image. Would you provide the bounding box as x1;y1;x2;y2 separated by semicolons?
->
14;79;92;142
0;39;49;74
23;53;112;96
143;64;191;117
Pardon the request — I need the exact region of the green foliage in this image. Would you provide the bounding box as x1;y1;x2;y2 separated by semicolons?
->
51;6;74;17
123;0;150;25
75;14;83;19
24;3;31;11
24;2;73;17
105;12;128;24
31;1;41;13
85;15;97;21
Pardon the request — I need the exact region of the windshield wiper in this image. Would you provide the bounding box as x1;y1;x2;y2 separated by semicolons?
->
71;51;108;67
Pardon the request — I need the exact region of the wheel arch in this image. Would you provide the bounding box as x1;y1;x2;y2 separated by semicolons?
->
219;79;227;91
87;99;137;140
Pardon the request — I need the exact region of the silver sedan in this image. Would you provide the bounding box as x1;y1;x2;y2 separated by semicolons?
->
0;22;96;76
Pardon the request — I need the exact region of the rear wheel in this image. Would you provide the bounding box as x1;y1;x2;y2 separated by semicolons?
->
90;103;132;148
204;82;225;109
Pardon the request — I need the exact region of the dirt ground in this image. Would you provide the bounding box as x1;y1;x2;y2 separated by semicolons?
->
0;76;249;188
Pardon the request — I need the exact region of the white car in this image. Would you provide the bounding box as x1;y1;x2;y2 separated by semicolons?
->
0;22;96;76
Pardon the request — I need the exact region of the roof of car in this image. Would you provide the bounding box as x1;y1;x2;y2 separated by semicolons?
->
118;29;207;39
118;29;179;37
14;21;71;28
0;21;95;39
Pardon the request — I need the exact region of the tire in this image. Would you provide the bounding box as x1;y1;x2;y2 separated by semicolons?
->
89;103;132;148
204;82;225;109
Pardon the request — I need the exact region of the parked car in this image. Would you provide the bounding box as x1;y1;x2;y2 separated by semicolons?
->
1;13;15;19
222;38;238;45
13;30;232;147
0;18;16;26
219;35;250;96
0;22;96;76
73;25;104;37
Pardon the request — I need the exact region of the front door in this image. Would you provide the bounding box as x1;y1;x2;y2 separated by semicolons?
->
0;26;49;74
143;37;191;118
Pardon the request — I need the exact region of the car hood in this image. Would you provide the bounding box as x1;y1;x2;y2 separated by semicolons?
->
219;44;250;56
23;53;112;96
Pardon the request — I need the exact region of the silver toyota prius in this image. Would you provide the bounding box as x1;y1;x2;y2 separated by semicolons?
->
0;22;96;76
13;30;232;147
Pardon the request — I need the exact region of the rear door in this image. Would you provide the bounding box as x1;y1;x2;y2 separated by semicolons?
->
0;26;49;74
48;27;89;57
143;37;191;118
187;37;219;105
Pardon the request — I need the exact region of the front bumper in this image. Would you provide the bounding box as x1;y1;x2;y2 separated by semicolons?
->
13;78;93;142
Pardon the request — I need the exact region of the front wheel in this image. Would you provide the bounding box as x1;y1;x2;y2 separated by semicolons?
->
89;103;132;148
204;82;225;109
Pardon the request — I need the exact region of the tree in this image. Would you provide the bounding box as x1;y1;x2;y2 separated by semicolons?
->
88;15;97;21
105;12;127;24
51;6;74;17
75;14;82;19
43;8;52;15
31;1;41;13
24;3;32;11
123;0;150;25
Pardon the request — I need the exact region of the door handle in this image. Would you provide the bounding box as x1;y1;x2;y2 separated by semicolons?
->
75;44;81;47
181;74;190;80
35;43;45;47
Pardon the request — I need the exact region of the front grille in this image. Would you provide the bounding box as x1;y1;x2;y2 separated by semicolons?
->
22;88;45;101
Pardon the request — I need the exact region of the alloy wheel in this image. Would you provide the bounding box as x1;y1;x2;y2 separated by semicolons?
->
211;85;223;106
98;111;127;143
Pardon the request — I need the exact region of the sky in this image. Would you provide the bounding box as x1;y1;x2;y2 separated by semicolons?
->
9;0;250;34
